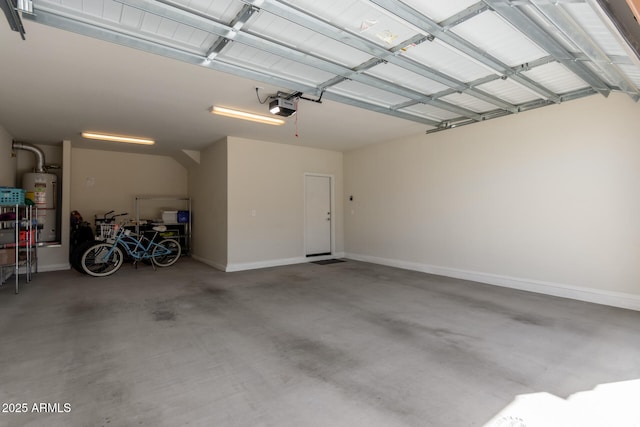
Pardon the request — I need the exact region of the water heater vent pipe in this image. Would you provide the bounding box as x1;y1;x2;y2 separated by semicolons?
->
12;141;46;172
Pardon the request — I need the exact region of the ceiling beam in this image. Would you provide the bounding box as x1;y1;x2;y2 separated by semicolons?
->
485;0;613;98
204;4;257;60
369;0;563;102
439;2;490;30
117;0;484;121
426;86;598;133
240;0;520;112
25;5;441;128
26;0;635;132
527;0;640;100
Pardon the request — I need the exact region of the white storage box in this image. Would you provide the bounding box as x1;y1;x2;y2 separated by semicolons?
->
162;210;178;224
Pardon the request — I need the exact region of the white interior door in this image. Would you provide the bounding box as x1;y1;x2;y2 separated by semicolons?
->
305;175;332;256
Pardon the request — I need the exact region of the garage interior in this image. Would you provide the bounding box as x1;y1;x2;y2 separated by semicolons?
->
1;0;640;426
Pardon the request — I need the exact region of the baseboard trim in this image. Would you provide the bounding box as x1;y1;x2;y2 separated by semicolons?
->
225;257;307;272
37;263;71;272
190;254;226;272
345;253;640;311
224;252;346;273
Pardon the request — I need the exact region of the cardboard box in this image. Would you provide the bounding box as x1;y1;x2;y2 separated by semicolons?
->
0;248;17;265
0;228;15;245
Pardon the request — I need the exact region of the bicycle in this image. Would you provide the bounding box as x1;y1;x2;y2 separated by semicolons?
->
79;223;181;277
94;210;128;240
70;210;128;274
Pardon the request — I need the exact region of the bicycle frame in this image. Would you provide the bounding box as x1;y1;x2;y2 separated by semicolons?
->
80;223;181;277
103;226;172;262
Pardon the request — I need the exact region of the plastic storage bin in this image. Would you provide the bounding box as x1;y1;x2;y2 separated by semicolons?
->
177;210;189;223
0;188;25;206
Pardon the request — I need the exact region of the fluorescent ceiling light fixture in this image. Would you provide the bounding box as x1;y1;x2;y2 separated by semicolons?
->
210;106;285;125
81;132;155;145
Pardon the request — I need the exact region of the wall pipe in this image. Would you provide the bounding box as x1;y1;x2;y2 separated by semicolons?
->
12;141;46;172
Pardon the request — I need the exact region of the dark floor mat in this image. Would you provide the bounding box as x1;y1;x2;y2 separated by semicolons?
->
310;259;346;265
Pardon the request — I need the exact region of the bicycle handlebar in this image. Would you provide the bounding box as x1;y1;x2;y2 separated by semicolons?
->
95;211;129;223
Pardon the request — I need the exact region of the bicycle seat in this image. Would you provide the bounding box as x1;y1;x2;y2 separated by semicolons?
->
152;225;167;232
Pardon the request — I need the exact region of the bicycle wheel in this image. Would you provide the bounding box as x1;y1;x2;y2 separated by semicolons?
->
152;239;181;267
80;242;124;277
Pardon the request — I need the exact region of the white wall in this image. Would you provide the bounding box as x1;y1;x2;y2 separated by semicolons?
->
0;125;16;187
70;147;188;222
226;137;343;271
345;93;640;310
188;138;228;270
37;140;72;271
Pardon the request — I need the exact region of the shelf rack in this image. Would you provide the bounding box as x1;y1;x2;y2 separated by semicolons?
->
0;204;38;294
134;196;191;255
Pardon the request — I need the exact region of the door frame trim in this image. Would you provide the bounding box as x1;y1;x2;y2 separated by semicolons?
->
303;173;335;257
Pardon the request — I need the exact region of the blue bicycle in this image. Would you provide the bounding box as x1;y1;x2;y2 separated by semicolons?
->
80;224;181;277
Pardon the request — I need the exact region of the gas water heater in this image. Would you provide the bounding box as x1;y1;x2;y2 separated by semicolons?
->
22;172;57;242
12;141;58;242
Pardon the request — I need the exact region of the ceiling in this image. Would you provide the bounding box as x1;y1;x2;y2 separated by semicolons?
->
1;0;640;155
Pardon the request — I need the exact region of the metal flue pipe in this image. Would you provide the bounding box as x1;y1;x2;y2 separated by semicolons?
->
12;141;46;172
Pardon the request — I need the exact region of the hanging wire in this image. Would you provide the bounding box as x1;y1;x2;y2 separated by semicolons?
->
255;87;327;139
255;87;274;104
295;98;299;138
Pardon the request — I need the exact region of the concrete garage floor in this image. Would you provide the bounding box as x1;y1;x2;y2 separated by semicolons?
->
1;258;639;427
